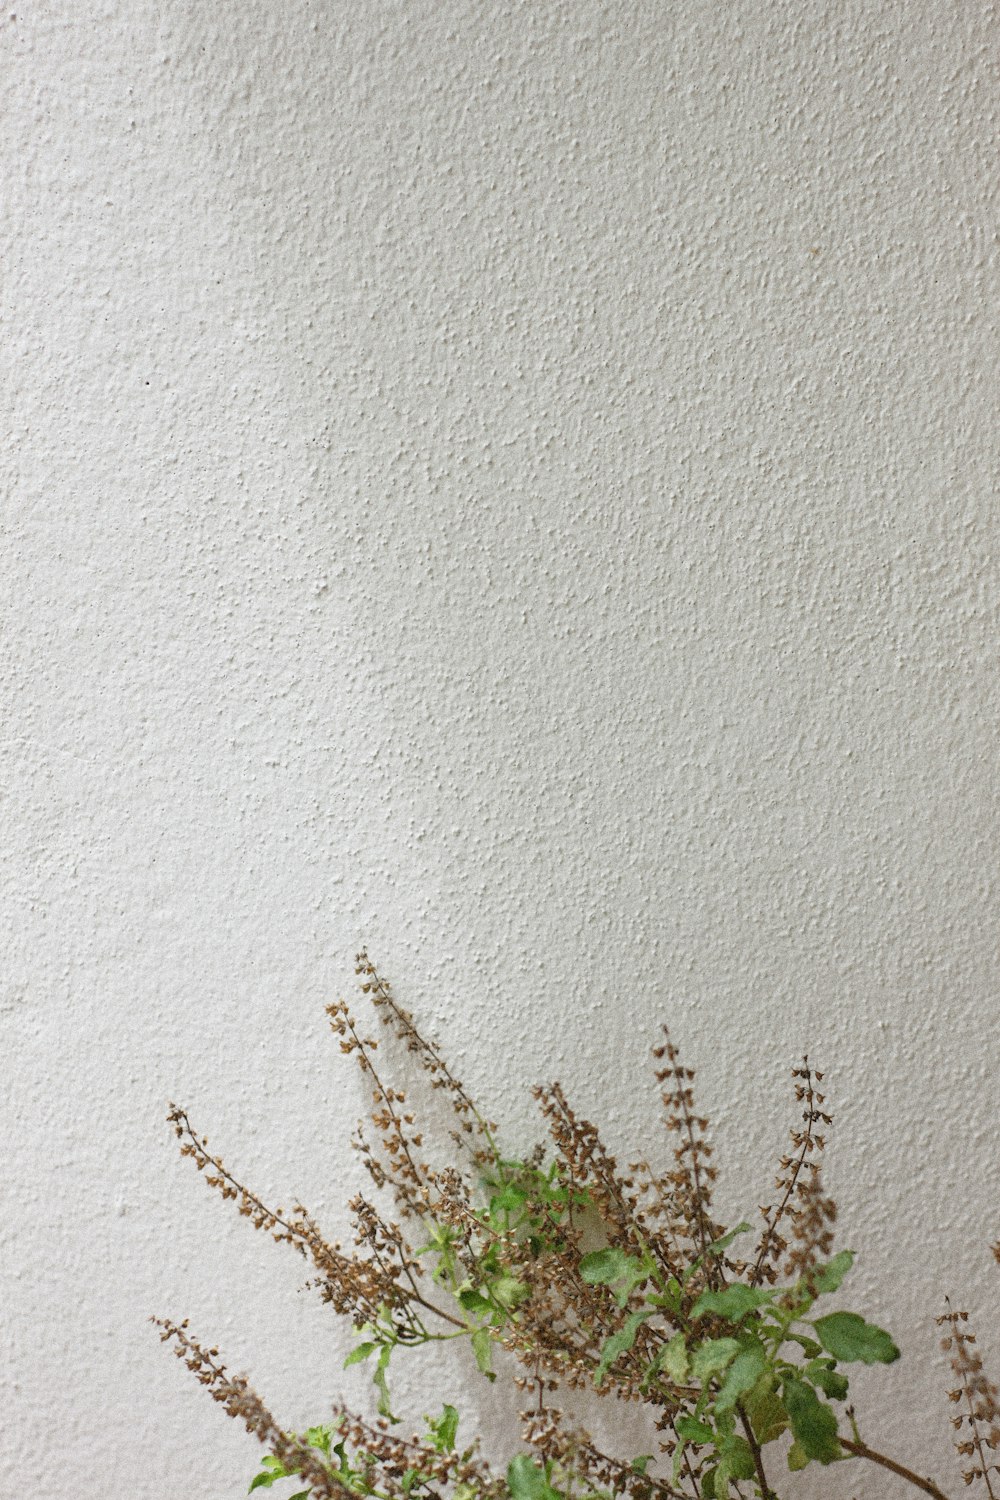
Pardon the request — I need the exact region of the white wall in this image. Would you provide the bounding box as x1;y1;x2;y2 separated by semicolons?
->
3;3;999;1496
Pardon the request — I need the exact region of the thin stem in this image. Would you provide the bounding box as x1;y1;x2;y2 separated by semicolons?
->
406;1290;466;1331
841;1436;952;1500
736;1401;773;1499
669;1415;701;1500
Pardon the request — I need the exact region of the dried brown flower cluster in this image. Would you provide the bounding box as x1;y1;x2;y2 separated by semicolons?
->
156;954;997;1500
154;1319;345;1498
940;1306;1000;1493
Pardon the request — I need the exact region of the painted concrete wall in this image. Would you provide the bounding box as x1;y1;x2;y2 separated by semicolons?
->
3;2;999;1496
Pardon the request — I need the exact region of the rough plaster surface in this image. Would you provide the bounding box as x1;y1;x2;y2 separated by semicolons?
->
2;2;999;1495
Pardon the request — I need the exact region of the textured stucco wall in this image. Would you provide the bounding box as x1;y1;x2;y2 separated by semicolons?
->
3;2;999;1496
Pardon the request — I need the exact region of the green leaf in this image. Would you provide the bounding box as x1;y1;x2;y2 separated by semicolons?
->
714;1346;768;1413
506;1455;560;1500
676;1415;715;1444
811;1250;855;1296
471;1327;496;1380
782;1376;842;1464
579;1248;640;1283
492;1184;528;1213
651;1277;682;1314
691;1337;741;1381
631;1456;653;1476
683;1225;754;1286
458;1288;491;1315
428;1404;459;1453
707;1222;752;1255
492;1275;530;1310
785;1331;822;1358
813;1312;900;1365
304;1425;334;1454
805;1360;850;1401
287;1493;310;1500
701;1466;719;1499
344;1342;377;1368
373;1343;398;1421
786;1440;809;1472
249;1475;279;1493
691;1285;774;1323
579;1248;651;1306
659;1330;689;1384
743;1381;788;1445
717;1435;756;1482
596;1309;653;1384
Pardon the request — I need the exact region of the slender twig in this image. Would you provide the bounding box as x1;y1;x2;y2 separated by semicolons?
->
737;1401;773;1499
841;1436;951;1500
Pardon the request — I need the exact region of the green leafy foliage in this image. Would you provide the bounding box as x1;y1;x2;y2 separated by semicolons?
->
810;1250;855;1296
579;1248;654;1307
595;1308;655;1384
812;1311;901;1366
506;1456;562;1500
426;1405;460;1454
247;1425;339;1496
691;1284;774;1322
714;1345;767;1412
162;955;968;1500
690;1338;741;1381
781;1376;843;1465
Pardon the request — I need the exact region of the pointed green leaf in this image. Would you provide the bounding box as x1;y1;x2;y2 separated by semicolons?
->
471;1327;496;1380
743;1381;788;1445
676;1415;715;1444
691;1338;741;1381
805;1360;850;1401
596;1309;654;1384
304;1425;333;1454
579;1248;652;1306
651;1276;683;1313
782;1376;842;1464
373;1342;398;1421
718;1435;755;1482
579;1248;643;1284
427;1404;459;1452
811;1250;855;1296
813;1312;900;1365
714;1346;768;1413
344;1341;377;1368
786;1440;809;1472
507;1454;560;1500
707;1222;753;1255
659;1330;689;1384
691;1284;774;1323
249;1475;279;1493
492;1275;530;1310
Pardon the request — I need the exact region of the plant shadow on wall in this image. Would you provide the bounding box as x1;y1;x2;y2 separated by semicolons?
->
158;955;1000;1500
